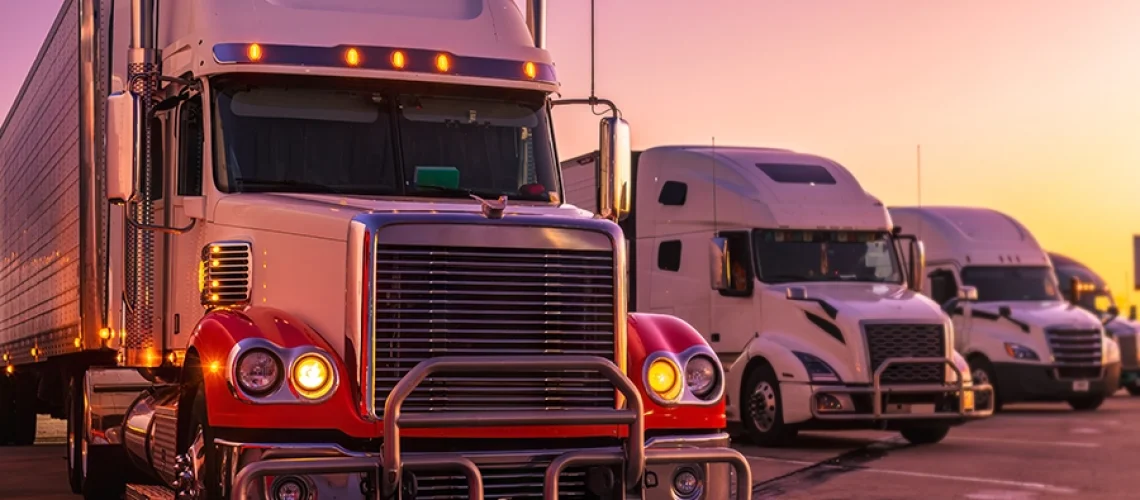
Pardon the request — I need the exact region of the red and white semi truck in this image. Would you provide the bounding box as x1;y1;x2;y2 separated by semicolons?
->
0;1;751;498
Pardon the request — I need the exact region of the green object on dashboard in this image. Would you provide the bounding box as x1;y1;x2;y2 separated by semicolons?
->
413;166;460;189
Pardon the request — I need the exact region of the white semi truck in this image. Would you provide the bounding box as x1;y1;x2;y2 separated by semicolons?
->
888;207;1122;411
0;1;752;499
562;146;993;447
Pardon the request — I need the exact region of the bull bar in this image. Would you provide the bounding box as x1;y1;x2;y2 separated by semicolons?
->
809;357;995;420
232;355;752;499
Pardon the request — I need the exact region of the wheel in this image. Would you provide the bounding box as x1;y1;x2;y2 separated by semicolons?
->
66;373;85;493
1127;385;1140;397
187;384;222;499
968;356;1002;412
1067;395;1106;411
900;425;951;445
741;364;798;447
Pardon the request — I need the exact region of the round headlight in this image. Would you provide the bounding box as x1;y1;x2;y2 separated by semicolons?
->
685;355;718;398
292;353;334;399
236;349;282;395
273;477;308;500
672;466;703;499
647;358;682;401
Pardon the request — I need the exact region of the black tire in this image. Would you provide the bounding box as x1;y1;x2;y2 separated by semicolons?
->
968;356;1002;412
900;425;951;445
66;373;84;494
1127;385;1140;397
190;384;224;500
1067;395;1106;411
741;364;798;447
82;446;127;500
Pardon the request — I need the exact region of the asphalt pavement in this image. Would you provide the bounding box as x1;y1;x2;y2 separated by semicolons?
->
4;392;1138;499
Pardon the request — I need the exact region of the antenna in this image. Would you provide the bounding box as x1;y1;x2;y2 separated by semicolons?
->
590;0;596;99
712;137;719;235
916;144;922;207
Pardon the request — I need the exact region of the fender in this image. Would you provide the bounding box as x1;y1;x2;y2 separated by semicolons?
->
189;307;630;438
628;312;727;430
725;333;813;420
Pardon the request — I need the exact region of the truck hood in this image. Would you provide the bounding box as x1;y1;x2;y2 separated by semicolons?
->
769;282;946;324
968;301;1103;332
212;193;595;240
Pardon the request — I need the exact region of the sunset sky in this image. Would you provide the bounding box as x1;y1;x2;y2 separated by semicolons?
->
2;0;1138;305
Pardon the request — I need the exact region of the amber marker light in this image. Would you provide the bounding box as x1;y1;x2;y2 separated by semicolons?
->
247;43;263;62
523;61;537;79
345;47;361;67
435;53;451;73
390;50;407;69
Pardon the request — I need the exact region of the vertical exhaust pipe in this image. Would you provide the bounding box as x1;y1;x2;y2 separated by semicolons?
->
526;0;546;49
124;0;160;367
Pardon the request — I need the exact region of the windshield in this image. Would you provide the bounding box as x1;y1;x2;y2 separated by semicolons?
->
751;230;903;284
961;266;1061;302
211;76;559;201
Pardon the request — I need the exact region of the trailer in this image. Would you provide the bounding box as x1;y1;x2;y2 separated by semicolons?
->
0;1;751;498
562;146;993;447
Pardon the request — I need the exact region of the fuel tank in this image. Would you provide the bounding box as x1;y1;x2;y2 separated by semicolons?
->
121;384;182;487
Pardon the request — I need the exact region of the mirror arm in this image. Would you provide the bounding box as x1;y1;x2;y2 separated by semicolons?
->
551;97;621;118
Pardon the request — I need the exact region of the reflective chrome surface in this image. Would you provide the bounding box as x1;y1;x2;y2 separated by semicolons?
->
225;337;341;405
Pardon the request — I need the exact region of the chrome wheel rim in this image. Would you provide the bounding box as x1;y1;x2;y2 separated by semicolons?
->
748;381;778;432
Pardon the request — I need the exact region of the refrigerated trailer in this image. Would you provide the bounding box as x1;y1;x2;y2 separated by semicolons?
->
0;1;751;498
562;146;993;447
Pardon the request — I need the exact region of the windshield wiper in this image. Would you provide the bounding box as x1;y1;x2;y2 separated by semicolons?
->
237;178;342;194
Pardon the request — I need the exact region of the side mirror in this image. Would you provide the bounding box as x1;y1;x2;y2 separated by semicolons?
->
1068;276;1083;305
106;92;136;203
709;237;730;291
905;237;926;292
1130;305;1137;321
598;116;631;222
1104;305;1120;326
957;285;979;302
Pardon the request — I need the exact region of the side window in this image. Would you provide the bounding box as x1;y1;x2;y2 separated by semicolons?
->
929;269;959;305
720;231;753;297
177;96;204;196
658;181;687;206
657;240;682;271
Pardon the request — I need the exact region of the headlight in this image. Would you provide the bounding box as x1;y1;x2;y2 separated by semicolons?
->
646;358;683;402
1103;336;1121;364
236;349;283;395
1003;343;1039;361
684;355;718;398
793;351;840;383
291;353;334;399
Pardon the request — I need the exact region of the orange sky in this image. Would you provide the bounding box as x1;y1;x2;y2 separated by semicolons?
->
3;0;1139;304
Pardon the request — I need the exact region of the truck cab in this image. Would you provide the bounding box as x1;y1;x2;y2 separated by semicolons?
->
889;207;1122;411
1049;252;1140;394
563;146;992;447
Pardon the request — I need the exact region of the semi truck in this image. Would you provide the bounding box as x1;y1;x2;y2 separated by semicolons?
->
1049;252;1140;395
561;146;993;447
0;1;752;499
888;207;1121;411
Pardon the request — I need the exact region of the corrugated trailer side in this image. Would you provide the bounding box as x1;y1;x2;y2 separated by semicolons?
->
0;0;111;368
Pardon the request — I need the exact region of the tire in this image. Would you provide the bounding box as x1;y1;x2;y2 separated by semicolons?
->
1127;385;1140;397
189;384;223;499
741;364;798;447
900;425;951;445
1067;395;1106;411
66;373;84;494
968;356;1002;412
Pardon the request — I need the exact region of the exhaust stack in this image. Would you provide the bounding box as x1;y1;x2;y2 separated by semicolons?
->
526;0;546;49
123;0;161;367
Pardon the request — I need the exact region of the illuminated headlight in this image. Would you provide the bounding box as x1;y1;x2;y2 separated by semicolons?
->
291;353;335;400
646;358;683;402
684;355;718;399
1003;343;1039;361
793;351;840;383
236;349;283;395
1103;336;1121;364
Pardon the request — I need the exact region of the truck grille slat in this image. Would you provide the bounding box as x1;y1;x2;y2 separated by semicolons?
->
1047;328;1103;366
409;458;601;500
373;243;617;414
864;324;946;385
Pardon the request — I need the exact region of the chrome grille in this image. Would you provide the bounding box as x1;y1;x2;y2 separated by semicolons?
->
373;244;616;414
1046;327;1102;366
410;459;609;499
864;323;946;384
1118;334;1139;369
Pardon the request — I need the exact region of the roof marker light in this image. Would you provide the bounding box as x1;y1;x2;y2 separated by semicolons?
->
345;47;361;67
435;53;451;73
524;61;537;79
247;43;263;62
390;50;407;69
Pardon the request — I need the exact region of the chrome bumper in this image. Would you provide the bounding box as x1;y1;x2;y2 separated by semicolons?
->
229;355;752;499
810;357;995;421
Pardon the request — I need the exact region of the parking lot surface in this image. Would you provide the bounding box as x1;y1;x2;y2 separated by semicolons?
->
3;392;1138;499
